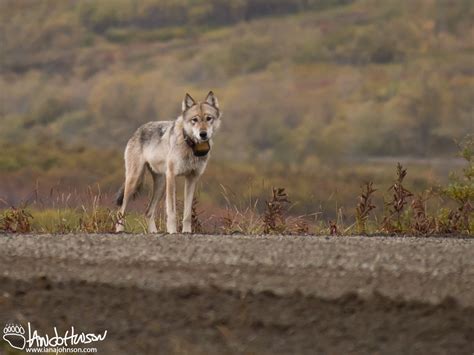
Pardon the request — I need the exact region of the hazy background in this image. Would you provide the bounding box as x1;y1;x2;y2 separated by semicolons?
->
0;0;472;220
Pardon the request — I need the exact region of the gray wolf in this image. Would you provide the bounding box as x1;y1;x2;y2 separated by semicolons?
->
115;91;221;233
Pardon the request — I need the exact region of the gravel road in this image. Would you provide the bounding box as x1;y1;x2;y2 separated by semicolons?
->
0;234;473;354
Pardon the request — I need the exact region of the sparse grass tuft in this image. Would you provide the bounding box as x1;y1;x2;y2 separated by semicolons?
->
439;136;473;234
0;206;33;233
355;182;376;234
328;220;339;236
220;206;264;235
382;163;413;233
78;187;120;233
219;184;264;235
410;193;436;236
436;204;471;234
287;215;310;235
79;207;118;233
264;187;290;234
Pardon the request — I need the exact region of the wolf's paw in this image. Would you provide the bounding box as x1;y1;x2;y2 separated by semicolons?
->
115;223;125;233
148;221;158;233
3;323;26;350
166;222;177;234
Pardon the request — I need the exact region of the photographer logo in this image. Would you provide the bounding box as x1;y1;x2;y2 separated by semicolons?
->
2;322;107;353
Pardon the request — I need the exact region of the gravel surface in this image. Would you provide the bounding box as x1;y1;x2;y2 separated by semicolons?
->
0;234;473;354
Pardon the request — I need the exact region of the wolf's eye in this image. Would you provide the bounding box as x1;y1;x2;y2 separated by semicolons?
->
191;117;198;124
206;116;213;122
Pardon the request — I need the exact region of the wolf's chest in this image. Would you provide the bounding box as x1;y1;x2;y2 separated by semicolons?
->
174;153;208;176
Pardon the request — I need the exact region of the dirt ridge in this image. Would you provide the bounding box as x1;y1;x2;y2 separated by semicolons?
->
1;234;473;354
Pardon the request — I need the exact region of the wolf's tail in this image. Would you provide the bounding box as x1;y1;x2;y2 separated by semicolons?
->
115;181;144;206
115;185;125;206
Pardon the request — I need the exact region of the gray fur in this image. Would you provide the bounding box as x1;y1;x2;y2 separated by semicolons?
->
138;121;171;147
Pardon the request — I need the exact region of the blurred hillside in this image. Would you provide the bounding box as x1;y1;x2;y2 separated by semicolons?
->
0;0;473;215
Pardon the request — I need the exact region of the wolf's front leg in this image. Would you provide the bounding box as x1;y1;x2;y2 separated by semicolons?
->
165;169;177;234
183;174;199;233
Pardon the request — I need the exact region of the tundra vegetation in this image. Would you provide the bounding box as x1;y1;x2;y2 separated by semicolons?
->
0;0;472;235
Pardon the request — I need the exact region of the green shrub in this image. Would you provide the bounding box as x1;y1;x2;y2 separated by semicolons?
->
442;136;474;203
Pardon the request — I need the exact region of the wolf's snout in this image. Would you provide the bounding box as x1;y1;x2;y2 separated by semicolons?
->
199;131;208;140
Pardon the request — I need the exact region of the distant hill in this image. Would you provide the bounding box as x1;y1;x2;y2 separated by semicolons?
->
0;0;472;211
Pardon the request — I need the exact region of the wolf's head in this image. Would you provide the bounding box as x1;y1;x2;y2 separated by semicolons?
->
181;91;221;143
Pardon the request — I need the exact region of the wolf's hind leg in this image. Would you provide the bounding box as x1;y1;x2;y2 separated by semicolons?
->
145;171;165;233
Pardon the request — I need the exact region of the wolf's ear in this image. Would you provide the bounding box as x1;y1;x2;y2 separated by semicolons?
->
182;93;196;111
205;91;219;109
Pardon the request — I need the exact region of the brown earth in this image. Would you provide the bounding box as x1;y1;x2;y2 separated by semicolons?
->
0;234;473;354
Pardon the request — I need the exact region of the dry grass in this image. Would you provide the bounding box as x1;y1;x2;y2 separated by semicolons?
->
382;163;413;233
263;188;290;234
1;147;472;236
355;182;376;234
410;193;436;236
0;207;33;233
437;202;472;234
328;220;339;236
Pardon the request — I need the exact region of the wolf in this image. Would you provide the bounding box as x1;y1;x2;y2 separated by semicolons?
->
115;91;221;233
